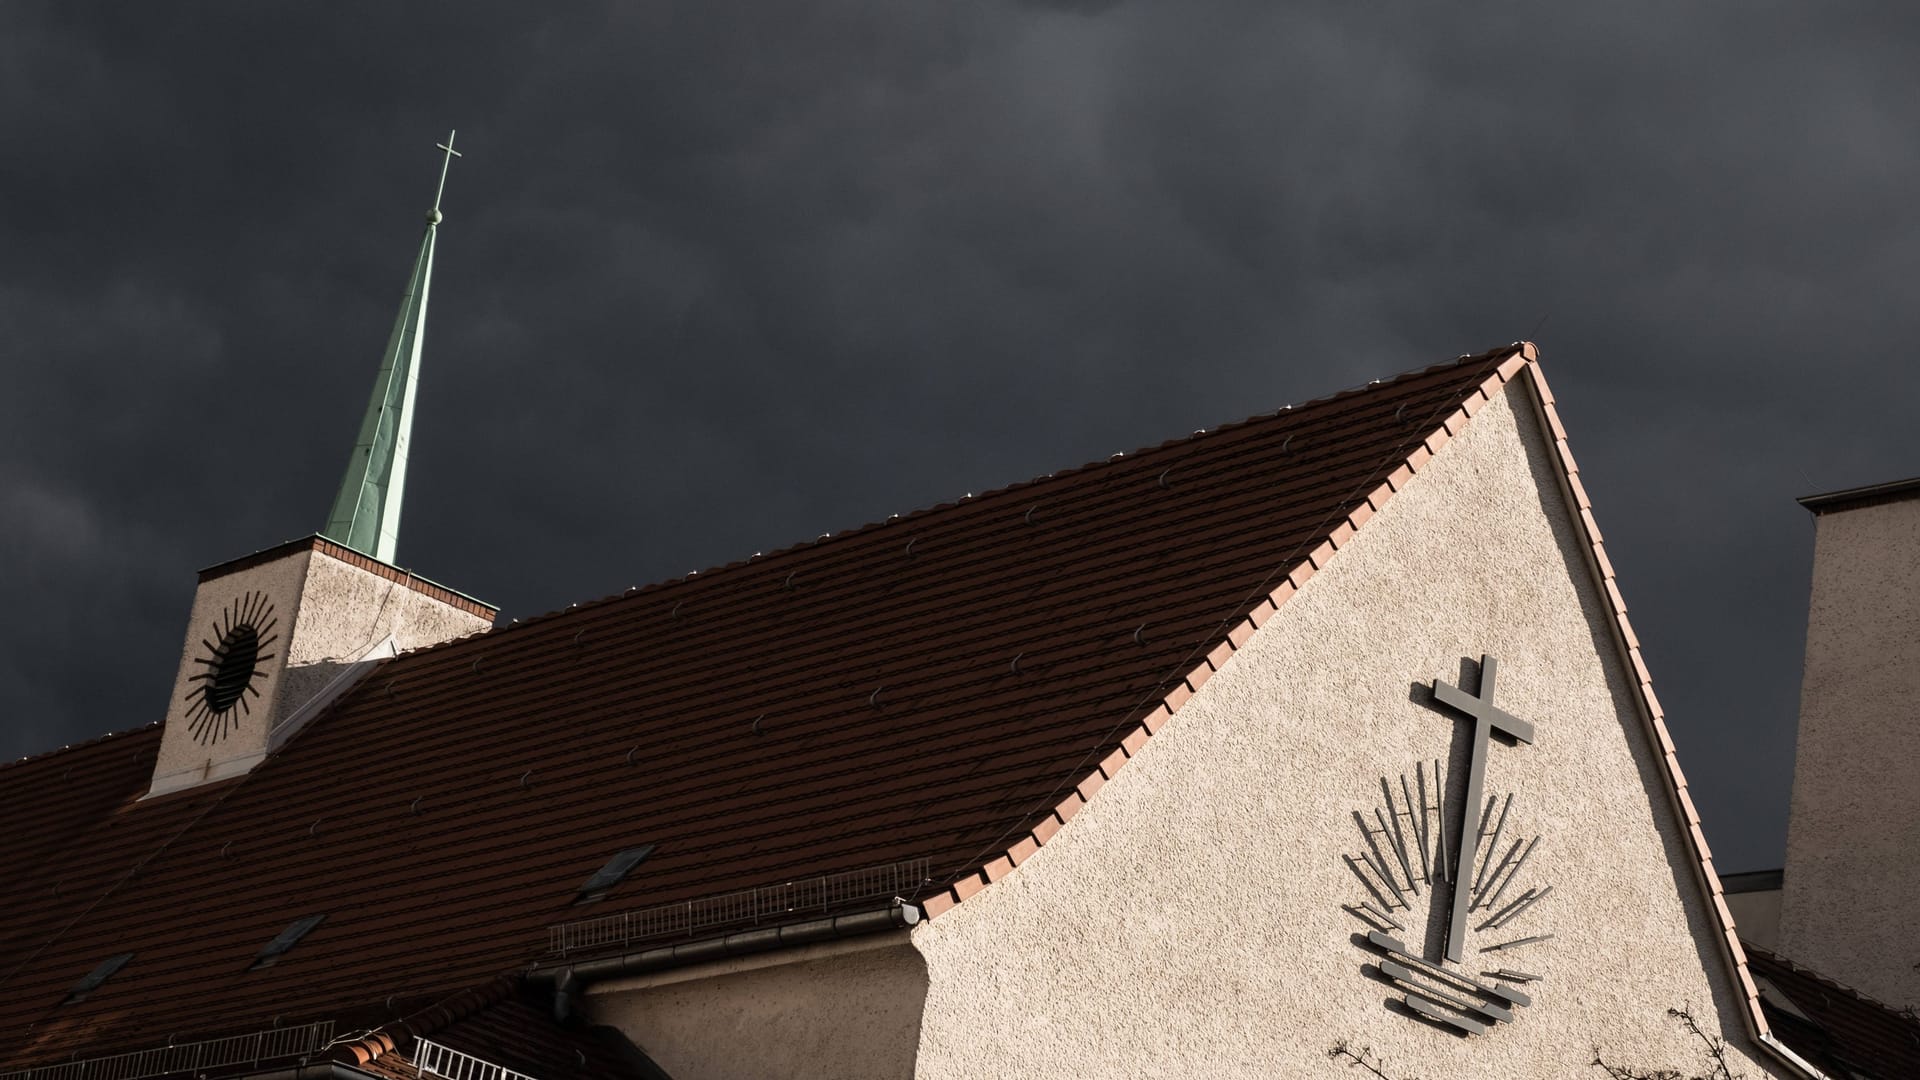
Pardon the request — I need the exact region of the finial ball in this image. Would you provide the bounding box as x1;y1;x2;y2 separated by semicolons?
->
426;209;443;225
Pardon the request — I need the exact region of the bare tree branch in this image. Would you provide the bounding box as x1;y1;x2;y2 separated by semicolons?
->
1591;1005;1743;1080
1329;1041;1420;1080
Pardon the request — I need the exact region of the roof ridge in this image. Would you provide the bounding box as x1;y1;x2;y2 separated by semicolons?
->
451;345;1530;652
0;723;159;775
2;348;1520;777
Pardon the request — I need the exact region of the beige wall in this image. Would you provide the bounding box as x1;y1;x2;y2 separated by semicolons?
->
150;544;492;797
151;549;314;791
271;549;492;737
1779;494;1920;1009
908;380;1775;1078
588;936;928;1080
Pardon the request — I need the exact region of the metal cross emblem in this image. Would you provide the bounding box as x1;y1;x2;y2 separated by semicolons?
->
1431;655;1535;963
430;130;462;218
1344;655;1549;1036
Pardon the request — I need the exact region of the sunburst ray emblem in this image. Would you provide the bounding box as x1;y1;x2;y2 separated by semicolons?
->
1343;656;1551;1036
183;591;279;745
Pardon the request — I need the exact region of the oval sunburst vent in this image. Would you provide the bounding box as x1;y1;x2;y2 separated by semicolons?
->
184;591;281;745
207;624;261;713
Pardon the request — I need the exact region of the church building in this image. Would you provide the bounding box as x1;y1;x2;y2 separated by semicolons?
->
0;141;1901;1079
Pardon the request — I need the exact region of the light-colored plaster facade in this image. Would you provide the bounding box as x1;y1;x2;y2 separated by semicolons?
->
273;546;491;721
150;541;492;795
588;936;928;1079
152;547;313;791
1778;493;1920;1010
907;380;1774;1078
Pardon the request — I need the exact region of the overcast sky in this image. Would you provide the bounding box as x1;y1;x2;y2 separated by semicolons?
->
3;3;1915;872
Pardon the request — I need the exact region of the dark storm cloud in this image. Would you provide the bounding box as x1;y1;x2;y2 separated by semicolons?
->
3;1;1916;870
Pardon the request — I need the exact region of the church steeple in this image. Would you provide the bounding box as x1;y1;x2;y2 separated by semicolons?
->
323;131;462;564
146;133;495;799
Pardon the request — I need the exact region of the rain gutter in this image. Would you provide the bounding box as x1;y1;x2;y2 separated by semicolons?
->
239;1066;378;1080
535;901;921;1022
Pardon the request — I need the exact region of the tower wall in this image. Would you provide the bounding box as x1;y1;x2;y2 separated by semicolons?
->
148;536;493;797
1777;490;1920;1009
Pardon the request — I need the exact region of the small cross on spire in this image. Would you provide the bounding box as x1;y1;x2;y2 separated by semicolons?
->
429;130;461;222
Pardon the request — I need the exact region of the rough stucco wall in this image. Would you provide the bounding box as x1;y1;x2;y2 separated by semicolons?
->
151;549;313;787
270;551;492;735
1778;496;1920;1010
910;380;1773;1079
588;940;929;1080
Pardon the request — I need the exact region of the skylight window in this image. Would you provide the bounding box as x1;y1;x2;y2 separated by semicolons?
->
249;914;326;971
576;844;655;904
64;953;132;1004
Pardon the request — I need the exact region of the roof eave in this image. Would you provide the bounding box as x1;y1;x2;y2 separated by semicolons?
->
1796;476;1920;515
532;902;920;1020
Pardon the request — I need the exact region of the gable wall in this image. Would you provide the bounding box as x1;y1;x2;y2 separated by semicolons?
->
907;378;1778;1078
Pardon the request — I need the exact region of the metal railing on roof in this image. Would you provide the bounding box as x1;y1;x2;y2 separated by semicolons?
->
546;857;932;957
0;1020;334;1080
415;1038;536;1080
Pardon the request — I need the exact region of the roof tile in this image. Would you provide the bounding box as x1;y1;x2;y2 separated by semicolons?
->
1030;814;1063;848
1245;599;1278;629
1075;771;1106;803
1205;640;1235;671
952;873;988;903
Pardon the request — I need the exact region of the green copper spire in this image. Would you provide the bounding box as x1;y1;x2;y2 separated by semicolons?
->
323;131;462;564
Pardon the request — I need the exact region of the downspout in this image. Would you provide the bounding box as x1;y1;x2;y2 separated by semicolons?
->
540;901;921;1023
552;968;583;1025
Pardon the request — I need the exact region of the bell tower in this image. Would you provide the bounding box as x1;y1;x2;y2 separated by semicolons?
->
148;133;495;798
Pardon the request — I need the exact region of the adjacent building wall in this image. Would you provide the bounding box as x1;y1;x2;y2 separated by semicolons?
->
587;936;929;1080
1778;490;1920;1010
1722;871;1783;952
909;380;1774;1078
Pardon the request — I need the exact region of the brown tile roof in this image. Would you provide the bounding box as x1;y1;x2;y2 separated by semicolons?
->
1746;943;1920;1079
0;343;1763;1074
